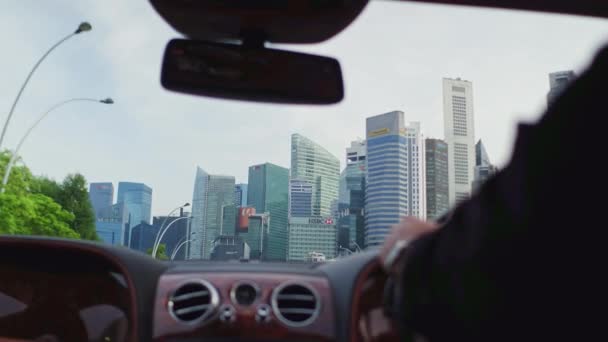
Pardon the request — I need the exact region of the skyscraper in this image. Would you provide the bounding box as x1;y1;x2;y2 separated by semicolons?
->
425;138;449;220
116;182;152;226
287;216;337;261
344;139;366;249
95;202;129;246
89;182;114;217
289;179;313;218
473;140;498;191
443;78;475;205
236;211;269;260
188;167;236;259
247;163;289;261
234;183;248;207
116;182;152;247
365;111;426;248
547;70;576;105
291;134;340;217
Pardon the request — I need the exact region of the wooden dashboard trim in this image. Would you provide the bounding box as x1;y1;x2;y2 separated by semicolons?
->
0;238;139;342
154;272;336;342
350;258;400;342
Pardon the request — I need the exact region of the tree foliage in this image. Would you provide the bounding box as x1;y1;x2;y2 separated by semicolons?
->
0;151;78;238
146;243;169;260
34;174;98;240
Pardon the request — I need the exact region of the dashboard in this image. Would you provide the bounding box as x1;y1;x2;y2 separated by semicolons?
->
0;236;398;342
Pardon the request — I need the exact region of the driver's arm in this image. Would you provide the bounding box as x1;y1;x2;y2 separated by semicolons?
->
380;45;608;341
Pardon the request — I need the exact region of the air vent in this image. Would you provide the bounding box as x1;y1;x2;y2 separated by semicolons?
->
271;282;320;327
168;280;219;324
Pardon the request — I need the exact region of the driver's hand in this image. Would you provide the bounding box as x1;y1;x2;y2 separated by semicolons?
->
379;217;440;273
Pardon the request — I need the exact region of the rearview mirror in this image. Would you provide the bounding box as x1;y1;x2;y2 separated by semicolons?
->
161;39;344;104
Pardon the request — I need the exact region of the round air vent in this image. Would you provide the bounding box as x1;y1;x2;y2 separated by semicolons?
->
168;280;219;324
271;282;320;327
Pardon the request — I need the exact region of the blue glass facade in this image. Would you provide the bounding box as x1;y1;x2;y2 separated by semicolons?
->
365;112;409;248
247;163;289;261
189;168;236;260
95;202;128;246
129;222;158;253
89;182;114;217
235;183;248;207
289;179;313;218
117;182;152;247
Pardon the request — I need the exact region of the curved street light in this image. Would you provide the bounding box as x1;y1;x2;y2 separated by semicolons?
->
0;22;92;151
337;245;353;257
350;240;362;252
168;231;196;260
151;203;190;257
1;97;113;193
153;215;191;258
171;238;197;261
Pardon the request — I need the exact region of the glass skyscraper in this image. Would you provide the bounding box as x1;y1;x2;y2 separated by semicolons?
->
116;182;152;247
425;138;450;220
89;182;114;217
247;163;289;261
189;167;236;260
289;179;313;218
365;111;426;247
95;202;129;246
234;183;248;207
344;140;366;249
290;134;340;217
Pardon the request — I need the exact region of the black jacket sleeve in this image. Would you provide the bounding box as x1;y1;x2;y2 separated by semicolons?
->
395;44;608;341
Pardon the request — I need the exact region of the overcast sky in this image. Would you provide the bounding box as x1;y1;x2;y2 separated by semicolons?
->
1;0;607;215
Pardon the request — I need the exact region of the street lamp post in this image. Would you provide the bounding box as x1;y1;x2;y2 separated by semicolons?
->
171;232;196;259
0;22;92;151
1;97;113;193
153;215;191;258
337;245;353;258
151;203;190;257
350;240;362;252
171;238;197;261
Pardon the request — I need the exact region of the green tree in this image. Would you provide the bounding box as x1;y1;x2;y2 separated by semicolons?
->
0;151;78;238
146;243;169;260
33;174;98;241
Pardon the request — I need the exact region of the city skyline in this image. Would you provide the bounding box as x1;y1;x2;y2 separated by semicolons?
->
4;1;606;218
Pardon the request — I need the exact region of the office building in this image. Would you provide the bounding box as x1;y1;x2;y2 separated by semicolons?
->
425;138;450;220
291;134;340;217
152;209;191;262
117;182;152;247
234;183;248;208
473;140;499;191
547;70;576;105
247;163;289;261
95;202;129;246
365;111;426;247
129;222;158;253
236;208;269;260
443;78;476;205
288;216;337;262
189;167;236;259
289;179;313;218
344;140;366;249
89;182;114;217
210;235;250;261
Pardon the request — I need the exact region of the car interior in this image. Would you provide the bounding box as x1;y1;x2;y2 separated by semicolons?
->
0;0;605;341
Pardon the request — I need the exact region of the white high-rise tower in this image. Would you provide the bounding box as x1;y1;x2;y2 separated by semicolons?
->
443;78;475;205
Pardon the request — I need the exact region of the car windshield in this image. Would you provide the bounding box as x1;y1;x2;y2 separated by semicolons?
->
1;0;606;262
